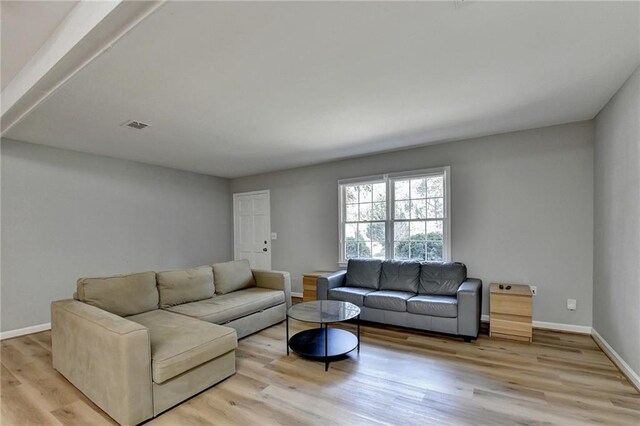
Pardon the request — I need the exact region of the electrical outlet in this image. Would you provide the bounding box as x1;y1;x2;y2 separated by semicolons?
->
567;299;577;310
271;232;277;240
530;286;537;296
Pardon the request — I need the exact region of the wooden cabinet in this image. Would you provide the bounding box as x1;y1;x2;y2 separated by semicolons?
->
490;283;533;342
302;271;333;302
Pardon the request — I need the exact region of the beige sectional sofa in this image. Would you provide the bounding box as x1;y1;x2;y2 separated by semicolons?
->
51;259;291;425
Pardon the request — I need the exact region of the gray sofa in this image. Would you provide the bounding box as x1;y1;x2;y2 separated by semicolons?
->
317;259;481;341
51;259;291;425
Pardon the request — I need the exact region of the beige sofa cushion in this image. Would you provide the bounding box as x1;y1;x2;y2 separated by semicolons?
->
165;287;284;324
212;259;255;294
77;271;158;316
156;266;214;308
128;310;237;384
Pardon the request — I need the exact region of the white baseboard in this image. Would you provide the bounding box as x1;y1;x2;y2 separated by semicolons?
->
592;328;640;391
0;322;51;340
531;321;592;334
481;315;591;334
291;292;303;298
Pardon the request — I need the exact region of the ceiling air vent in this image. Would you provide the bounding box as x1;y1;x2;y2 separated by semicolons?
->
121;120;150;130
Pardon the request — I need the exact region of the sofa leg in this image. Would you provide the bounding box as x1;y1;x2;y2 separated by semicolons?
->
463;336;473;343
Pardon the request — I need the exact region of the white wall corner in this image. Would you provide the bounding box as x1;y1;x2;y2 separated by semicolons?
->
591;328;640;391
0;323;51;341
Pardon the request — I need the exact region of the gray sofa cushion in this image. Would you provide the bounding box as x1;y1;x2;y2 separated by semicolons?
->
345;259;382;289
164;287;284;324
328;287;375;306
407;295;458;318
212;259;256;295
157;266;215;308
379;260;420;293
418;262;467;296
76;271;158;317
364;290;414;312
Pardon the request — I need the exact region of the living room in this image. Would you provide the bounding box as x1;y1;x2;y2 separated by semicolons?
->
1;1;639;425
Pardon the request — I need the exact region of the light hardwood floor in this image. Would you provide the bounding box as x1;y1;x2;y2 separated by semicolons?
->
1;321;639;425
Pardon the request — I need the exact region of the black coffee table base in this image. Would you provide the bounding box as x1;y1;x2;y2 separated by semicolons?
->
287;322;360;371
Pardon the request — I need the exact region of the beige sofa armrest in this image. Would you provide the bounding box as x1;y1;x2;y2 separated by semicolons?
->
51;300;154;426
252;269;292;308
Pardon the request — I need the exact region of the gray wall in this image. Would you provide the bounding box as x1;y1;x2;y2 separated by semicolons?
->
593;66;640;375
1;139;232;332
231;122;594;326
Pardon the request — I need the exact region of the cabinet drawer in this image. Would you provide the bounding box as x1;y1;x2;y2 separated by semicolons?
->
491;294;532;317
491;318;532;338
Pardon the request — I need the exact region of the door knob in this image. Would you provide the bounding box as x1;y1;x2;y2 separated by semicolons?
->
263;248;268;252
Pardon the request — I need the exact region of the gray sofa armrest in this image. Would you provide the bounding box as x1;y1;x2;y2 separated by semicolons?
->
51;300;153;426
317;270;347;300
252;269;292;308
457;278;482;338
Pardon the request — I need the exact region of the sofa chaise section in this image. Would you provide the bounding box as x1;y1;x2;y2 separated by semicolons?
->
127;309;237;415
51;299;154;426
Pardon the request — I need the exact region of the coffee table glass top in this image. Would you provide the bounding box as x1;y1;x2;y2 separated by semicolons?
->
287;300;360;324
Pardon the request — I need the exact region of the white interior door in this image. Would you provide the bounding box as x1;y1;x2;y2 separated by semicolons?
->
233;190;271;270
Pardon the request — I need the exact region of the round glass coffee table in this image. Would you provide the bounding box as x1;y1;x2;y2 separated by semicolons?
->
286;300;361;371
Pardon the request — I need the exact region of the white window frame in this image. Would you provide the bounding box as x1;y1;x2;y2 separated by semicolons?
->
338;166;451;267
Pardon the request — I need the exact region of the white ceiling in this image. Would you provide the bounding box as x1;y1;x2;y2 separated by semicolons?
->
0;0;78;90
4;1;639;178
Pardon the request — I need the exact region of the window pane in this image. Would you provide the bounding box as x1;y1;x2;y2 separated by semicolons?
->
367;222;386;242
345;223;357;239
346;186;358;203
373;183;386;202
410;242;426;260
410;221;426;240
427;198;444;218
359;184;372;203
394;222;409;240
346;204;358;221
426;240;443;261
394;200;409;219
372;202;386;220
410;178;426;199
358;241;372;258
359;203;372;221
427;176;444;197
394;180;410;200
356;223;368;240
372;242;385;258
426;220;443;240
346;239;358;259
394;241;410;260
411;199;427;219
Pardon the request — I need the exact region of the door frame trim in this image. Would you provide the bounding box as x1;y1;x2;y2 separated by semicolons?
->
232;189;271;268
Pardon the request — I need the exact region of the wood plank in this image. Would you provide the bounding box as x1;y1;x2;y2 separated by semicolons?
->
1;325;639;426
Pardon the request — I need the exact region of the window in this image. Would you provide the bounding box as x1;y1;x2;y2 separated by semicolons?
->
338;167;450;265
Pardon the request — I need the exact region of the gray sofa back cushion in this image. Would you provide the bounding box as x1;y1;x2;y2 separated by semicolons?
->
345;259;382;289
379;260;420;293
156;266;215;308
213;259;256;295
77;271;158;316
419;262;467;296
